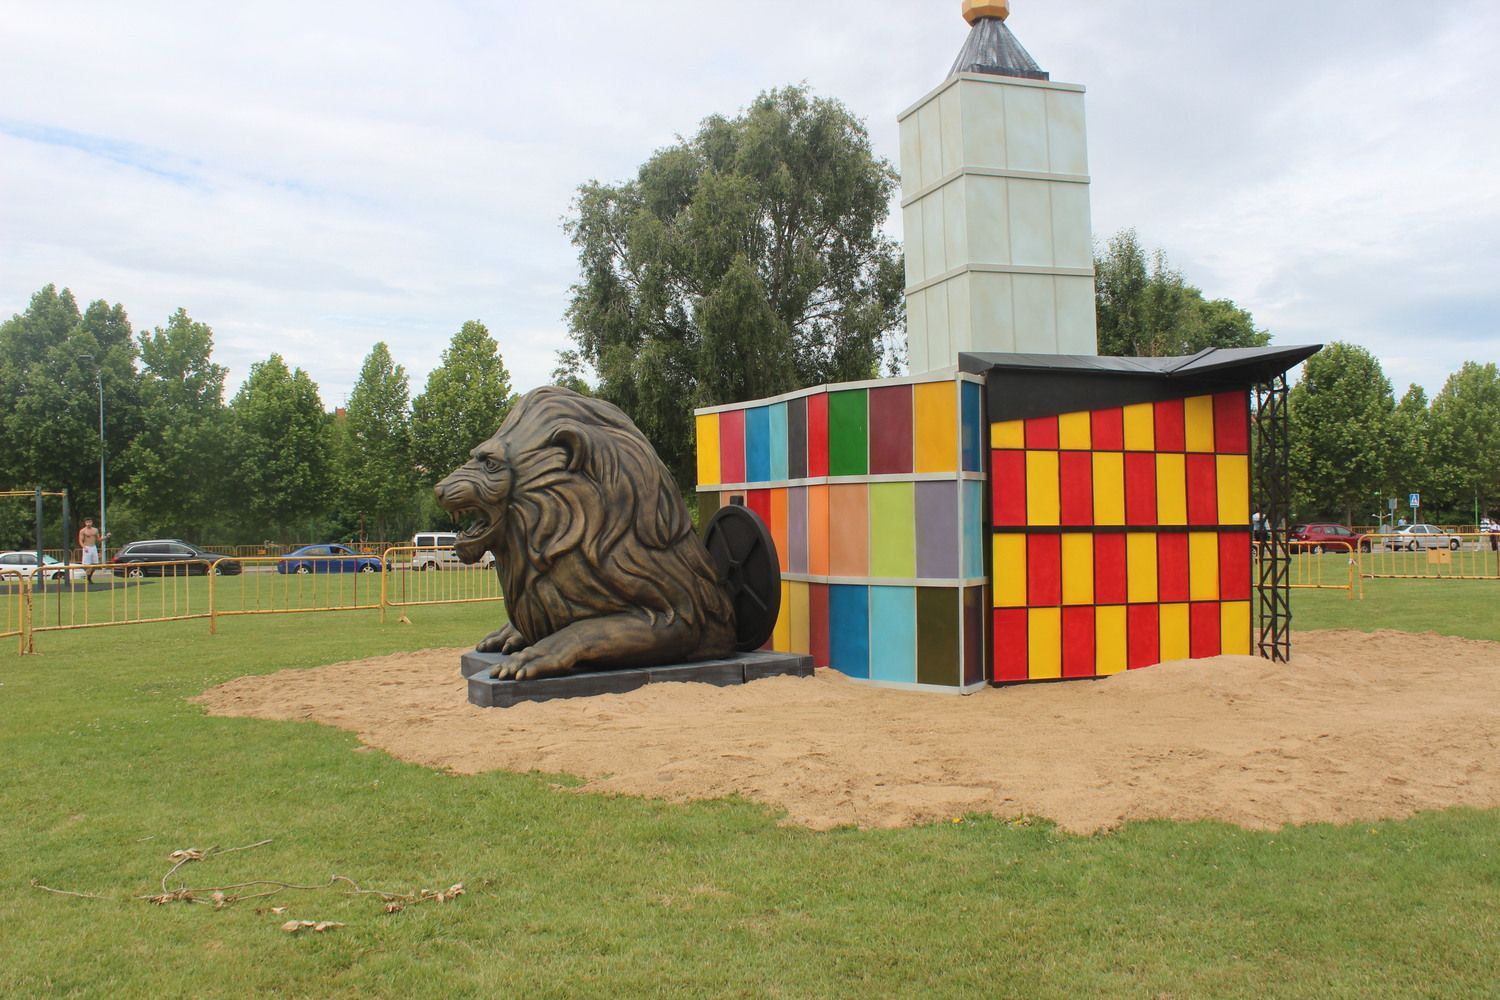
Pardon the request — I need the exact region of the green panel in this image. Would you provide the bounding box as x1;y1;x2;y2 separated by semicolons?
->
827;389;869;476
868;482;916;578
916;587;961;687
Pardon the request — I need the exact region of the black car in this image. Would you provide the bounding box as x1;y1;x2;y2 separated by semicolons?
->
110;539;243;576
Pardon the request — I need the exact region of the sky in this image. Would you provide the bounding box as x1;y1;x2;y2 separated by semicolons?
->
3;0;1496;407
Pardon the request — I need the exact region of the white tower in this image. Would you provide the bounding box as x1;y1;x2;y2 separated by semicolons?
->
900;0;1097;373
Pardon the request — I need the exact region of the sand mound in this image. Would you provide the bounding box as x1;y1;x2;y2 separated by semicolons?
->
195;629;1500;834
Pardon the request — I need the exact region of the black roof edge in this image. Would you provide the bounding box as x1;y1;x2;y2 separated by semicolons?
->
959;345;1323;383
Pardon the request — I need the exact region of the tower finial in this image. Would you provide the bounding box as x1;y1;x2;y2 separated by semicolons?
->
962;0;1010;24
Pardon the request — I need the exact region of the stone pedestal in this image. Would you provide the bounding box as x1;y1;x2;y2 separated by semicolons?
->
462;650;815;708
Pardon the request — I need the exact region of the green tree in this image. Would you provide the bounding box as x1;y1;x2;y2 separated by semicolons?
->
1287;342;1394;523
1427;362;1500;519
565;84;904;483
118;309;229;538
227;354;332;539
338;342;416;539
1384;384;1431;520
411;321;515;482
0;285;140;524
1094;229;1270;357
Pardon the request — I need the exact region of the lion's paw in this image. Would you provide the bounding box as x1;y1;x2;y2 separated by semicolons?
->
488;645;574;681
477;623;526;654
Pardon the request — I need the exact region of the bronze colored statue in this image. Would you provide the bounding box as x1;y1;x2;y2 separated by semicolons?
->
435;386;737;680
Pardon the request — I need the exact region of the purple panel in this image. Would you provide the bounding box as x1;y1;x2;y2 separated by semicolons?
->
788;487;808;574
915;480;959;579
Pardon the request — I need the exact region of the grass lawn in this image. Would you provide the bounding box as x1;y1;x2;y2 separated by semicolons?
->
3;594;1498;997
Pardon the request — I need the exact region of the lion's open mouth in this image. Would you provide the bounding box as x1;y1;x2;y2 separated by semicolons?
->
448;505;501;563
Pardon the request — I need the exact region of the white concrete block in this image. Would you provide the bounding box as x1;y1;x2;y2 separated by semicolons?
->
906;287;930;373
1055;276;1099;354
939;86;963;178
903;202;925;287
1012;273;1058;352
969;271;1016;353
1003;85;1048;173
899;114;922;199
922;191;948;278
965;175;1011;265
925;278;952;366
918;101;943;190
959;80;1007;169
1050;182;1094;270
943;179;969;268
1007;178;1054;268
1045;89;1089;175
946;273;973;355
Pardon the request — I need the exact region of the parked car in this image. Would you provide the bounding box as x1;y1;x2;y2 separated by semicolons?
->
1288;523;1370;553
276;543;384;574
1387;524;1461;551
0;550;84;582
410;531;493;570
110;539;243;576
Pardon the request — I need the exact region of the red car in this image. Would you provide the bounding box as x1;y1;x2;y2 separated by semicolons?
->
1289;523;1370;553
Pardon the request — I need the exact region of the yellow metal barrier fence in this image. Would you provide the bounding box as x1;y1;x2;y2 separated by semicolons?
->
28;559;215;637
2;569;27;652
1363;532;1500;580
208;553;387;632
379;546;504;622
1267;541;1363;600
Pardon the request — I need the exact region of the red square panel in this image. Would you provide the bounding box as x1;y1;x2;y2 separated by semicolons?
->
1062;606;1096;678
1090;407;1124;451
991;451;1027;526
809;584;830;668
1025;416;1059;450
1158;534;1190;603
1127;604;1160;669
1186;454;1219;525
868;384;914;475
1190;602;1221;659
1027;534;1061;607
1154;398;1186;452
745;489;772;527
1094;533;1128;605
1219;531;1251;601
1213;391;1249;454
993;608;1028;682
719;408;746;484
1125;453;1157;526
807;393;829;478
1059;452;1094;526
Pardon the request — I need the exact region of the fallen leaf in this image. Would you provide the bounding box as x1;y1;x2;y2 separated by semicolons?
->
384;902;404;914
312;921;345;932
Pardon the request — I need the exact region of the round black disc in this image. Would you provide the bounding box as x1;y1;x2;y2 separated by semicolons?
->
702;504;782;652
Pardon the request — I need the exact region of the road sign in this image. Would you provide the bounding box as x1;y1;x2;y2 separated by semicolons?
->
1388;497;1398;512
1409;492;1421;508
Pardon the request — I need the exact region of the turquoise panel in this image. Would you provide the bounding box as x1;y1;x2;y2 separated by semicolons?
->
962;479;983;579
869;587;917;683
829;584;870;679
769;402;789;482
745;406;771;484
961;381;983;472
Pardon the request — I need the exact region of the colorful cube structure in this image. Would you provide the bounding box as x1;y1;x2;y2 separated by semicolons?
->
695;373;990;690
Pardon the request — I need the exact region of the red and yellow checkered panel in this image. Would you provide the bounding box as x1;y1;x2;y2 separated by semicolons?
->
990;391;1253;682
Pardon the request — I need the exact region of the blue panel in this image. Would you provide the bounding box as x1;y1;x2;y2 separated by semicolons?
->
869;587;916;683
745;406;771;484
828;584;870;679
769;402;789;482
961;479;983;579
961;381;983;472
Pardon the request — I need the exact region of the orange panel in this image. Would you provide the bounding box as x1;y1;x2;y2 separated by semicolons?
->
770;488;790;573
807;486;831;576
827;484;869;577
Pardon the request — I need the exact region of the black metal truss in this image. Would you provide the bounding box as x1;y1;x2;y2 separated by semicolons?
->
1253;374;1292;662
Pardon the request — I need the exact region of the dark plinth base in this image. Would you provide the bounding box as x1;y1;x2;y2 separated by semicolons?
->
462;650;815;708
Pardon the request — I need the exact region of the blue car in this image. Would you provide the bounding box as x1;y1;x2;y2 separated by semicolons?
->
276;544;385;574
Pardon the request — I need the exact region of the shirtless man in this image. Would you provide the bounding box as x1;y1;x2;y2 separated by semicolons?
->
77;518;108;583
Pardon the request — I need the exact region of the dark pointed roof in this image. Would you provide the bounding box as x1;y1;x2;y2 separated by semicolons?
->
950;16;1048;81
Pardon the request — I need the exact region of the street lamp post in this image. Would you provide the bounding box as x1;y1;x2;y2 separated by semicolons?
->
79;354;106;556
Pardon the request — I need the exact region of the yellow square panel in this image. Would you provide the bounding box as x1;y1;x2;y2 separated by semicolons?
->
992;535;1027;608
1092;452;1125;525
991;419;1025;450
789;581;811;655
1123;402;1155;451
1160;603;1190;661
914;381;958;473
1028;607;1061;679
1221;601;1251;655
773;579;792;651
1126;533;1158;603
1216;455;1250;525
1058;410;1091;450
1095;605;1127;676
696;413;721;486
1062;534;1094;605
1156;453;1187;525
1184;395;1216;453
1189;532;1219;602
1026;450;1060;525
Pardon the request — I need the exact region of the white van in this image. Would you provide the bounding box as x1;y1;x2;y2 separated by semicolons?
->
410;532;493;570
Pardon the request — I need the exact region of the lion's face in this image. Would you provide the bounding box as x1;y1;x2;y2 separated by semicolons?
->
434;435;513;564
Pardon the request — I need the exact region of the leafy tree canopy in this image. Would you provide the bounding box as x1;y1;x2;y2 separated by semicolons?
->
565;84;904;483
227;353;331;538
338;342;417;537
1427;361;1500;513
1287;342;1394;523
411;321;515;482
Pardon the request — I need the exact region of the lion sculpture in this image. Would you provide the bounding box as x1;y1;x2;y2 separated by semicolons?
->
434;386;737;681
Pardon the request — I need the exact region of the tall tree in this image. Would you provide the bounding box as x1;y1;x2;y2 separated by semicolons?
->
1384;384;1431;519
118;309;229;538
1427;362;1500;518
338;342;416;538
1287;342;1394;523
411;321;515;481
565;84;904;483
1094;229;1269;357
227;354;332;539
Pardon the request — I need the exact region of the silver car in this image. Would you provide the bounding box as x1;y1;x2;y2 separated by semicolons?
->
1388;524;1461;551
